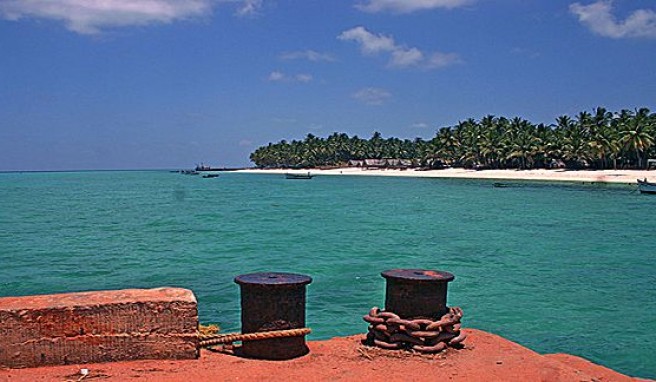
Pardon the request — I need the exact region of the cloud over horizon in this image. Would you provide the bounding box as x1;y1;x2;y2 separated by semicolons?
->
0;0;264;34
338;26;461;69
268;71;313;83
570;1;656;39
351;87;392;105
279;50;336;62
356;0;474;13
411;122;430;129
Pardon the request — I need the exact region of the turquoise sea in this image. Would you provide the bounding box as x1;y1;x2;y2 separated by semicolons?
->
1;171;655;378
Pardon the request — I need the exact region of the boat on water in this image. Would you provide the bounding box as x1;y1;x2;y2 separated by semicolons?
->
285;172;313;180
202;174;220;178
637;178;656;194
180;170;199;175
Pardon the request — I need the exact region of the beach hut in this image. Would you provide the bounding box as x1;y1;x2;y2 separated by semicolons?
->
348;159;364;167
364;159;385;169
399;159;413;168
385;158;401;168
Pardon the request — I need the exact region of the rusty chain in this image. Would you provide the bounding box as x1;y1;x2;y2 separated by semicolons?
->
363;306;466;353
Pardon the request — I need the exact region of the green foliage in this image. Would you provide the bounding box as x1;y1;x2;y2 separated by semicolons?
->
249;108;656;170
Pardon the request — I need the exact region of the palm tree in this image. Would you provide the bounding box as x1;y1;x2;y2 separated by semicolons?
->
619;108;654;169
556;115;591;168
586;107;617;169
505;117;539;169
453;119;481;168
369;131;384;159
479;115;509;169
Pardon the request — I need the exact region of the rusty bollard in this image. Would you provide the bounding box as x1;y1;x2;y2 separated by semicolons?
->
382;269;454;319
234;272;312;360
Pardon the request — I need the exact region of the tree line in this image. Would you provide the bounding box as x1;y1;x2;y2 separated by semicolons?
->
249;107;656;170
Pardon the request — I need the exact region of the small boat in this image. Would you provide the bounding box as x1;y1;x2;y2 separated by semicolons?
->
493;182;509;188
202;174;220;178
637;178;656;194
285;172;313;180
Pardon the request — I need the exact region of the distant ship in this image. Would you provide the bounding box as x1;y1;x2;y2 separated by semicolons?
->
195;163;220;171
195;163;240;172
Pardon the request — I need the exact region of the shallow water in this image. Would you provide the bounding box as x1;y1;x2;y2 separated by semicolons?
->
1;171;654;378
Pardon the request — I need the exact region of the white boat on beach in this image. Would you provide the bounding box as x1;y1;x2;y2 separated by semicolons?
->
637;178;656;194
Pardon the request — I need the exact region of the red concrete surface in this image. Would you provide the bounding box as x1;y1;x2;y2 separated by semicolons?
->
0;288;198;368
1;329;650;382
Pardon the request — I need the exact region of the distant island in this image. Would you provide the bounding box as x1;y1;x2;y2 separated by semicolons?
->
249;107;655;171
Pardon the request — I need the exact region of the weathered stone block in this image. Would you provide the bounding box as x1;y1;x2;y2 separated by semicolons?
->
0;288;199;368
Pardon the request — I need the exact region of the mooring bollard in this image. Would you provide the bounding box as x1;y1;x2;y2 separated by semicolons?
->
234;272;312;360
381;269;454;319
363;268;465;353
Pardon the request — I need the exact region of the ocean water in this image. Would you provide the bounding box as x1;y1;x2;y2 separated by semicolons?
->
0;171;654;378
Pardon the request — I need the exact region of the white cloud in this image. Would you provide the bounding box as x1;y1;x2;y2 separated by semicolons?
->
279;50;336;62
0;0;267;34
391;47;424;67
570;1;656;39
338;26;396;55
235;0;262;17
352;87;392;105
426;52;462;68
411;122;429;129
511;47;541;59
356;0;474;13
267;71;313;83
295;74;313;83
0;0;213;34
338;26;461;69
268;71;285;81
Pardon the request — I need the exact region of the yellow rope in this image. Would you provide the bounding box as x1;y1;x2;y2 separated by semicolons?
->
199;328;311;348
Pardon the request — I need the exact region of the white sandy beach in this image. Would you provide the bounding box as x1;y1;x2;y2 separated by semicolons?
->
237;167;656;185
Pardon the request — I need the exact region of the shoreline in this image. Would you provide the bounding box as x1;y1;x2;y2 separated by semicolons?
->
236;167;655;185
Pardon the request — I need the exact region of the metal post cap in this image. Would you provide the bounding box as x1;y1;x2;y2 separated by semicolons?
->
381;269;455;283
234;272;312;287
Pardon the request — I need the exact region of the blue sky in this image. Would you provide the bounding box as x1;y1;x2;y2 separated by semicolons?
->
1;0;655;170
